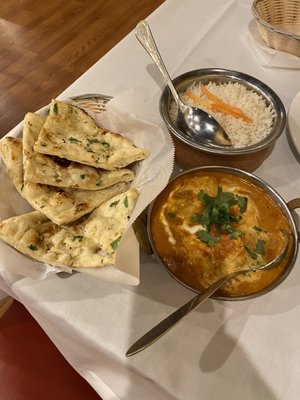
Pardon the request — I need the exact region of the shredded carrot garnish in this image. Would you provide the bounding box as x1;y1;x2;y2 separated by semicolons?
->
185;85;253;123
200;85;252;123
210;103;252;123
201;86;241;113
186;89;212;109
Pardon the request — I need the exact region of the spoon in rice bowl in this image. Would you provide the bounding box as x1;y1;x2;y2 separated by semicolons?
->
135;20;231;147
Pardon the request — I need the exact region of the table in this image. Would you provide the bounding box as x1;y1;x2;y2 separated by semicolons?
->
1;0;300;399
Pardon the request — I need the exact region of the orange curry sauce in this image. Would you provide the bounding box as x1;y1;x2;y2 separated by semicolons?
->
150;171;292;297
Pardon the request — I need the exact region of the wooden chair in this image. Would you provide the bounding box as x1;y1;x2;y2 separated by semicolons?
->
0;298;101;400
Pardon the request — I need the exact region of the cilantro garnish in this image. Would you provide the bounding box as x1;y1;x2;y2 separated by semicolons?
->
245;245;258;259
68;137;81;143
191;214;201;223
53;103;58;114
28;244;38;251
196;230;221;246
256;239;266;255
253;226;267;233
230;231;241;240
73;235;83;242
110;236;122;251
123;196;128;208
167;212;176;218
237;196;248;213
195;186;248;245
87;138;101;144
244;238;266;260
110;200;120;207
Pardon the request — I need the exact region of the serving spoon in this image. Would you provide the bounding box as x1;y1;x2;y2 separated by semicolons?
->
135;20;231;147
126;237;289;356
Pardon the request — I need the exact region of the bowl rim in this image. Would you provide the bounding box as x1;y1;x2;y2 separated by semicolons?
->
147;165;299;301
159;68;286;155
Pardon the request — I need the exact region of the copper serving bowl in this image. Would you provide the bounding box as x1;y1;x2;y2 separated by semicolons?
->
159;68;286;172
147;166;299;301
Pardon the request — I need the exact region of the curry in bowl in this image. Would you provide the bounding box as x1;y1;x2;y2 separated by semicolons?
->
149;168;295;299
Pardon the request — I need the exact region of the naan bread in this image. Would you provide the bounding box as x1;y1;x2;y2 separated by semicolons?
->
0;138;23;188
0;189;139;268
0;137;129;225
23;112;134;189
33;100;148;170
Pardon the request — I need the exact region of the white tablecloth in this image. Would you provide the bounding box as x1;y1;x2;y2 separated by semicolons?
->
1;0;300;399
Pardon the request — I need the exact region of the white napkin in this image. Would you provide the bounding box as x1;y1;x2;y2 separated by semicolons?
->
241;19;300;69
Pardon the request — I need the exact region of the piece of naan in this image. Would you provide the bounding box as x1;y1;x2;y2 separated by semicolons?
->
0;189;139;268
33;100;148;170
23;112;134;189
0;137;129;225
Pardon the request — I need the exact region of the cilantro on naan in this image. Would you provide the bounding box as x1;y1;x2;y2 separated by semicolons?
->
0;189;138;268
33;100;148;170
23;112;134;190
0;137;129;225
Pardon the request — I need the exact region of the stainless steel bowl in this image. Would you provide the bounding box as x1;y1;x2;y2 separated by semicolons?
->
147;166;299;301
159;68;286;171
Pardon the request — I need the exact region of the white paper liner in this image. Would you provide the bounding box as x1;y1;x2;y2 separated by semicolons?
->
241;19;300;69
0;89;175;284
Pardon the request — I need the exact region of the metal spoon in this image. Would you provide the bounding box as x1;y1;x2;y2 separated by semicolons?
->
126;236;289;356
135;20;231;147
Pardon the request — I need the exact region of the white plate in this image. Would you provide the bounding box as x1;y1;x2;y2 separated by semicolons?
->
288;91;300;160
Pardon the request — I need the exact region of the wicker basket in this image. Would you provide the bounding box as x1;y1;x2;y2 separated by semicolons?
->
252;0;300;56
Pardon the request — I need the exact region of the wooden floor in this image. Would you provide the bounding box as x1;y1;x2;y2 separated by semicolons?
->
0;0;165;138
0;299;101;400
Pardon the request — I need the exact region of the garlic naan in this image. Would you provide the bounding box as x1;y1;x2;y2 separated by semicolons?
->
34;100;148;170
23;112;134;190
0;137;129;225
0;189;139;268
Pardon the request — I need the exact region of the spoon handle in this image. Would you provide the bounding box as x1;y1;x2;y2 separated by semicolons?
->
135;20;181;104
126;269;242;357
126;237;289;357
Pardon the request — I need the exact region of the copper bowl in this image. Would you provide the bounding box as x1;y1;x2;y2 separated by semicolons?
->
159;68;286;172
147;166;299;301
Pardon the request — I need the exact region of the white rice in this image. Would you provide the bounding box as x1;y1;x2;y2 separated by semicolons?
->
171;81;276;148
